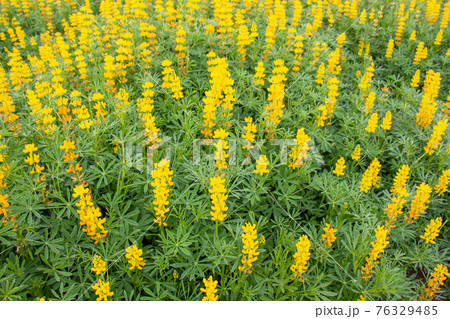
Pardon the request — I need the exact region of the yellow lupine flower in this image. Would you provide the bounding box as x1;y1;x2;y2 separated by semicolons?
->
411;69;420;88
434;30;443;46
242;117;257;150
416;70;441;129
72;184;108;244
289;128;310;169
209;176;228;222
405;183;432;224
364;91;376;114
361;225;389;281
91;280;114;301
385;39;394;58
200;276;218;301
413;42;428;65
125;244;146;270
351;145;361;161
420;217;443;244
424;119;448;155
315;63;325;84
254;155;269;176
384;195;407;232
322;223;337;247
421;264;449;300
91;256;106;275
213;129;229;170
161;60;183;99
365;112;378;133
151;159;174;227
359;158;381;193
290;235;311;280
254;62;265;86
390;164;410;197
238;222;259;274
332;157;346;176
381;111;392;130
434;169;450;196
263;59;288;131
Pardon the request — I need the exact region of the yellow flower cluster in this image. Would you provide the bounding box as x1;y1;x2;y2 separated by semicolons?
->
201;53;235;138
365;112;378;133
434;30;443;46
425;0;441;24
264;59;288;133
434;169;450;196
236;24;257;61
91;92;107;123
327;48;341;75
209;175;228;222
361;225;389;281
200;276;218;301
410;69;420;88
292;33;304;73
175;25;187;61
413;42;428;65
384;195;407;232
291;0;302;27
91;280;114;301
359;62;375;92
213;129;229;170
27;88;56;133
0;193;9;218
416;70;441;129
441;2;450;29
385;164;410;231
264;13;278;54
390;164;410;197
151;159;174;227
23;143;44;175
333;157;346;176
424;119;448;155
381;111;392;130
71;91;93;130
242;117;257;150
254;155;269;176
137;82;160;145
420;217;443;245
421;264;449;300
72;184;108;244
322;224;337;248
336;33;346;48
359;158;381;193
405;183;432;224
91;256;107;275
394;4;408;44
357;40;370;56
385;39;394;58
254;62;265;86
125;244;146;270
351;145;361;161
238;222;259;274
290;235;311;280
315;63;325;84
364;91;376;114
317;77;339;126
139;23;158;69
161;60;183;100
289;128;310;169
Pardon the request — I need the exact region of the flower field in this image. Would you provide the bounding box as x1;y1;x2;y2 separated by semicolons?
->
0;0;449;301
